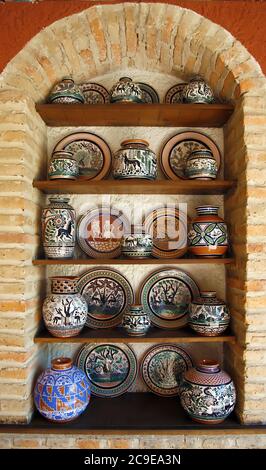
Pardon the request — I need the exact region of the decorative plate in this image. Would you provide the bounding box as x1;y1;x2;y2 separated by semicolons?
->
53;132;112;180
139;268;200;329
77;268;134;329
164;83;187;104
76;343;137;397
77;206;130;259
160;131;221;180
79;82;110;104
137;82;160;103
143;207;189;258
141;344;193;396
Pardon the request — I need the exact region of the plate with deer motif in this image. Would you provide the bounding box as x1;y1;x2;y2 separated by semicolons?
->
76;343;137;397
139;268;200;329
141;344;193;396
77;268;134;329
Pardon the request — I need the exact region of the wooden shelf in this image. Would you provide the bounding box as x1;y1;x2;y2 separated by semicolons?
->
33;257;235;266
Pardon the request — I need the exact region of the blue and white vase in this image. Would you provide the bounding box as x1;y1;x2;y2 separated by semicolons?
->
110;77;143;103
47;77;85;104
189;291;230;336
122;305;151;336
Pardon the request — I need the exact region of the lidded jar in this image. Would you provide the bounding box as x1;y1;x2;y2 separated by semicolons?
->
110;77;143;103
47;77;85;104
183;76;214;104
185;149;218;180
189;291;230;336
42;276;88;338
48;150;79;180
122;304;151;336
121;224;153;259
113;139;157;180
34;357;91;422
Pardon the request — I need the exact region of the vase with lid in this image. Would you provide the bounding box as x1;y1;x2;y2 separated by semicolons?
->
47;77;85;104
110;77;143;103
113;139;157;180
122;304;151;336
48;150;79;180
121;224;153;259
189;291;230;336
183;76;214;104
185;149;218;180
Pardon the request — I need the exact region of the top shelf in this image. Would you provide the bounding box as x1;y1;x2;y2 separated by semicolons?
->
35;103;234;127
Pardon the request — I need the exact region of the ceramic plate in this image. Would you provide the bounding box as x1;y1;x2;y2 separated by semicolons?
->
76;343;137;397
143;207;189;258
77;268;134;328
141;344;193;396
139;268;200;329
77;206;130;259
160;131;221;180
137;82;160;103
53;132;112;180
80;82;110;104
164;83;187;104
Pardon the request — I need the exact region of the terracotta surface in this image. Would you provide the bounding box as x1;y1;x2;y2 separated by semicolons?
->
0;1;265;74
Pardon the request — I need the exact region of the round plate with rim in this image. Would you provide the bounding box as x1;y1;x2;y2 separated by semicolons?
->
53;132;112;180
137;82;160;103
139;268;200;329
164;83;187;104
79;82;110;104
76;343;137;397
141;344;193;396
77;268;134;329
77;206;130;259
160;131;221;180
143;207;189;258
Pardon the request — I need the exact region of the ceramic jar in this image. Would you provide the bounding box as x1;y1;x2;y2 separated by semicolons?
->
42;276;88;338
188;206;229;257
183;76;214;104
110;77;143;103
48;150;79;180
47;77;85;104
121;225;153;259
41;196;76;259
34;357;91;422
180;360;236;424
122;305;151;336
113;139;157;180
189;291;230;336
185;149;218;180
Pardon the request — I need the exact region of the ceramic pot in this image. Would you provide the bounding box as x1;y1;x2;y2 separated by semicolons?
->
113;139;157;180
180;360;236;424
42;276;88;338
48;150;79;180
189;291;230;336
122;304;151;336
34;357;91;422
110;77;143;103
185;149;218;180
121;225;153;259
41;196;76;259
183;76;214;104
188;206;229;257
47;77;85;104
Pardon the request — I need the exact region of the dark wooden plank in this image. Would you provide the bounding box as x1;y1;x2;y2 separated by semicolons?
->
32;257;235;266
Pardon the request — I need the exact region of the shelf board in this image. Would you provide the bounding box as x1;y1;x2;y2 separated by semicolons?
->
33;257;235;266
35;103;234;127
33;179;235;195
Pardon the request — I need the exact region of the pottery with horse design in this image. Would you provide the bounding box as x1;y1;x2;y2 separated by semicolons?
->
113;139;157;180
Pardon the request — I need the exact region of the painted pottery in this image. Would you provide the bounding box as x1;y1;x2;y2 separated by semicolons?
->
79;82;110;104
48;150;79;180
41;197;75;259
183;76;214;104
34;357;90;422
180;360;236;424
185;149;218;180
42;276;88;338
164;83;187;103
110;77;143;103
113;139;157;180
76;343;137;397
189;291;230;336
121;225;153;259
47;77;85;104
122;304;151;336
188;206;229;257
137;82;159;103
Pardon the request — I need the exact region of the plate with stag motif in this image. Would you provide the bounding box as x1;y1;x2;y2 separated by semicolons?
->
137;82;160;103
76;343;137;397
141;344;193;396
139;268;200;329
164;83;187;104
80;82;110;104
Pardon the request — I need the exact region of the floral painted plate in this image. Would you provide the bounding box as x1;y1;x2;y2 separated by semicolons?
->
160;131;221;180
79;82;110;104
164;83;187;104
77;206;130;258
77;268;134;329
76;343;137;397
53;132;112;180
141;344;193;396
137;82;160;103
139;268;200;329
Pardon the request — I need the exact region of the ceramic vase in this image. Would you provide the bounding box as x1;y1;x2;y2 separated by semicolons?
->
121;225;153;259
122;305;151;336
42;276;88;338
48;150;79;180
185;149;218;180
180;360;236;424
189;291;230;336
188;206;229;257
34;357;91;422
41;196;76;259
110;77;143;103
113;139;157;180
47;77;85;104
183;76;214;104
